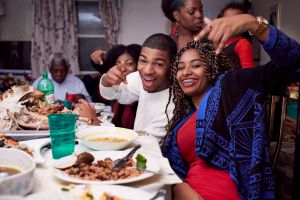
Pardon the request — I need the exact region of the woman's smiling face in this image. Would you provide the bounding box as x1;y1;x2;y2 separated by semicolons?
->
176;49;210;105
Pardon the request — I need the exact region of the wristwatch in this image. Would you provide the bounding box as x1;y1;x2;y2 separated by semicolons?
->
249;16;269;37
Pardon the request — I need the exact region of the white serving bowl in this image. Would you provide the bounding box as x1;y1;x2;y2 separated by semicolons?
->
76;126;138;150
0;149;35;196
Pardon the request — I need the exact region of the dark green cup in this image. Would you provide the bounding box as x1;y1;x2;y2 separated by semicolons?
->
59;100;72;110
48;113;77;159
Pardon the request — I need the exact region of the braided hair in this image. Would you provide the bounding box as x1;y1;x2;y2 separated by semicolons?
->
160;39;231;145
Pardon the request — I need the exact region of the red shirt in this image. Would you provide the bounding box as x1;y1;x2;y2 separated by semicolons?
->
177;112;241;200
225;37;254;69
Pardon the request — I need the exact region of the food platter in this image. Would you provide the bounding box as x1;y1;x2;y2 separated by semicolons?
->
26;184;161;200
53;150;160;185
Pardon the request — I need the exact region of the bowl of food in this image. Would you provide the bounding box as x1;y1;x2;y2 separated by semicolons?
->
0;148;36;195
76;126;138;151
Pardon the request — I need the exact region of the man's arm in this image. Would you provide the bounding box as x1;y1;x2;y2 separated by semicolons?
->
99;71;140;104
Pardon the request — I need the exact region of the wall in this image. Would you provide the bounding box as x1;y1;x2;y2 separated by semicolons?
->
1;0;300;63
118;0;169;45
252;0;300;64
0;0;32;41
119;0;234;45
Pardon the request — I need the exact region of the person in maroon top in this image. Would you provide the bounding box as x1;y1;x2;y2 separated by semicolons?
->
218;1;254;69
161;0;204;50
78;44;141;128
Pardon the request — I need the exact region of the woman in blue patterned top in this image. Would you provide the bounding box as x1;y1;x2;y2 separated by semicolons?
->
162;14;300;200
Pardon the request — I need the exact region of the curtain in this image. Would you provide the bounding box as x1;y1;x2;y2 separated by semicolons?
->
99;0;122;49
31;0;79;78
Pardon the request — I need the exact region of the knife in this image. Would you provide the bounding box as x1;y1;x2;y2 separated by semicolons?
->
113;144;141;169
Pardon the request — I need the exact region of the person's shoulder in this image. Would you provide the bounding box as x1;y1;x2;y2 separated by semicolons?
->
66;74;84;82
32;76;42;88
237;37;252;46
127;71;142;84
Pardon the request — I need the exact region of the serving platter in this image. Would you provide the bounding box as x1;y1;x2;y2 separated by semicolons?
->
53;150;160;185
0;130;49;141
26;184;162;200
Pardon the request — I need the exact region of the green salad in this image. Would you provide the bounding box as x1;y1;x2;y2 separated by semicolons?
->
135;154;147;169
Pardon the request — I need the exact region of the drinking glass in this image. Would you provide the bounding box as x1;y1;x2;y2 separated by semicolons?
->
48;113;77;159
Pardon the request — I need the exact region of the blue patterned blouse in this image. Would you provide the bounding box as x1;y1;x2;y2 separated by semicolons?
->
162;26;300;200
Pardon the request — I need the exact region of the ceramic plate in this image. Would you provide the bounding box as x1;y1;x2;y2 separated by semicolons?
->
26;184;163;200
53;150;160;185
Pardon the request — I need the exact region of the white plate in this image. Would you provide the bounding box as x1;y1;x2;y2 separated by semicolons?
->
53;150;160;185
0;130;49;140
26;185;163;200
0;196;26;200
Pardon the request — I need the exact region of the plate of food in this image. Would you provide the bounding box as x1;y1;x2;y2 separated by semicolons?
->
0;134;34;157
52;150;160;185
27;184;163;200
0;85;67;131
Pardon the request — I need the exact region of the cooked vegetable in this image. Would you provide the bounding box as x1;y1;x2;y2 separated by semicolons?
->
135;154;147;169
61;187;69;192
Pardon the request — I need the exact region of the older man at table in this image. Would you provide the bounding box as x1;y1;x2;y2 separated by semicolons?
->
32;52;91;101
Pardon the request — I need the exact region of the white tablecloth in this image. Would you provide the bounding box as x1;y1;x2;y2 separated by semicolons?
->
22;135;182;199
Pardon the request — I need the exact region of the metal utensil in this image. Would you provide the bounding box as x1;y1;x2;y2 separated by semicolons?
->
113;144;141;168
137;169;175;176
149;189;166;200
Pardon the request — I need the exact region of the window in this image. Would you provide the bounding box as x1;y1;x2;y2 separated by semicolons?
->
0;41;31;70
76;0;107;72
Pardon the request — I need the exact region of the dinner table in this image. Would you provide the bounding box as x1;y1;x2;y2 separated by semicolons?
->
9;127;182;200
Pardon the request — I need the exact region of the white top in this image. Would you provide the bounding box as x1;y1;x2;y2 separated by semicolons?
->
99;71;174;140
32;74;91;101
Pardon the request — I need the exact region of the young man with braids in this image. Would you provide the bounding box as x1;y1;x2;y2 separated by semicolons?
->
99;33;177;140
162;14;300;199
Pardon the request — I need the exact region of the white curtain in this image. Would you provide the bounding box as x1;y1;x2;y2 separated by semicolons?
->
31;0;79;78
99;0;122;49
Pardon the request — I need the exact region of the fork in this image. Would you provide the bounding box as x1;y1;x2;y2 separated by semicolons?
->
135;168;175;176
112;144;141;168
149;189;166;200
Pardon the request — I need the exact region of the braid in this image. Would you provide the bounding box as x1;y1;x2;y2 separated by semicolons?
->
161;39;231;146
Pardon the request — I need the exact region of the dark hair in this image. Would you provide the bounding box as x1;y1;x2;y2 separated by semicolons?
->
161;0;187;22
49;52;69;69
101;44;142;73
160;39;231;145
217;1;249;18
142;33;177;62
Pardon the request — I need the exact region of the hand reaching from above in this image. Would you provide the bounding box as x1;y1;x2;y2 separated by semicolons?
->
195;14;269;54
90;49;106;65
